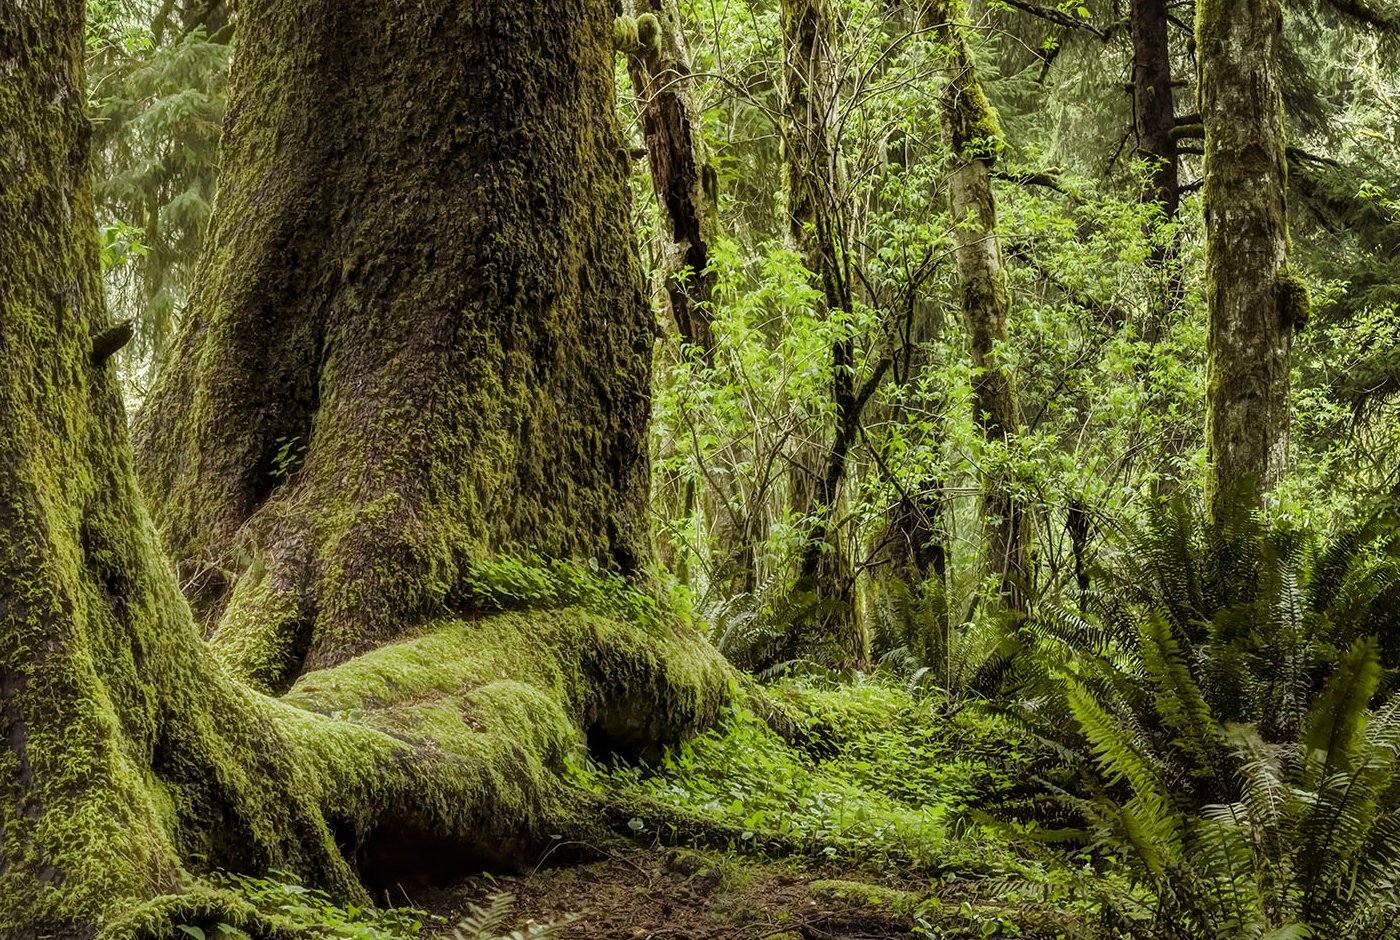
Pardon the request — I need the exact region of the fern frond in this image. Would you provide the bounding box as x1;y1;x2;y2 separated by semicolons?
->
1182;813;1263;934
1066;679;1163;798
453;893;517;939
1140;613;1222;778
1296;765;1392;915
1225;724;1288;838
1308;522;1378;615
1302;637;1382;783
1111;791;1183;881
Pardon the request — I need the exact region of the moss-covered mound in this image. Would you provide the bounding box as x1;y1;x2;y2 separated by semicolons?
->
88;609;731;940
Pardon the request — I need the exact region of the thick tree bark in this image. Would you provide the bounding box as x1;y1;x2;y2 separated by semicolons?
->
1;4;389;929
2;2;731;935
1199;0;1297;511
135;0;661;691
927;0;1032;610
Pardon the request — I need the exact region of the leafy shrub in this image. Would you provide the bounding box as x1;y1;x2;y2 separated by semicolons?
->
870;574;1021;704
184;875;569;940
462;554;661;629
193;871;430;939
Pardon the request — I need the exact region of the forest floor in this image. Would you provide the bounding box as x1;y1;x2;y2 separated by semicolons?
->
425;846;928;939
404;680;1081;939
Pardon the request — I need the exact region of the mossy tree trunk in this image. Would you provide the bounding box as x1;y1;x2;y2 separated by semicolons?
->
135;0;662;692
780;0;844;548
869;2;950;623
621;2;757;599
1198;0;1298;512
927;0;1032;611
0;3;411;929
2;2;732;935
623;0;719;361
778;0;883;668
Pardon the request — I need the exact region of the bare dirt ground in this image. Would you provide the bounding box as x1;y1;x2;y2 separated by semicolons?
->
421;846;926;939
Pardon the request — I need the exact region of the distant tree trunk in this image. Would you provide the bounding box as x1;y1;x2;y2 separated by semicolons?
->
621;2;757;599
870;5;949;611
779;0;871;667
1130;0;1179;218
1129;0;1187;353
623;0;719;359
1199;0;1298;511
153;0;234;43
927;0;1031;611
781;0;842;561
2;2;730;934
136;0;665;692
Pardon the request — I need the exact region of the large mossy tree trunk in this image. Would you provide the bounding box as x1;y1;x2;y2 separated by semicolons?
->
0;3;405;930
1198;0;1298;513
135;0;661;692
927;0;1031;611
2;2;731;936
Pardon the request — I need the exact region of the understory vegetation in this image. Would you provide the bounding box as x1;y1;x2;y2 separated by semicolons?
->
167;503;1400;937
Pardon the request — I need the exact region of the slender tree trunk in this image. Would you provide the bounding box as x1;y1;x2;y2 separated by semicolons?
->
781;0;841;554
1199;0;1298;511
779;0;870;666
621;3;758;599
2;2;731;934
1130;0;1186;351
1127;0;1191;488
136;0;663;691
871;6;950;614
1131;0;1179;218
927;0;1031;610
623;0;719;359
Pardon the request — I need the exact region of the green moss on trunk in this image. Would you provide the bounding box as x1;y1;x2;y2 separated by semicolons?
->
134;0;657;688
1;8;359;930
924;0;1029;609
1;2;735;935
1199;0;1294;510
